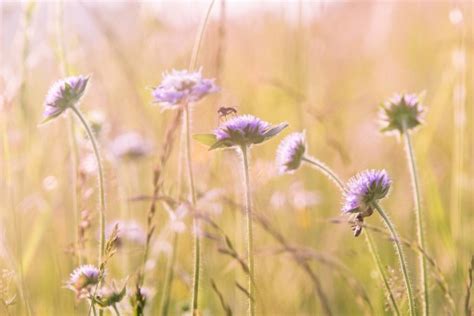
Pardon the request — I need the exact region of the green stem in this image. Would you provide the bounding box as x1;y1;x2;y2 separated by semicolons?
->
303;155;402;315
70;105;106;263
241;145;255;316
302;156;345;192
184;105;200;314
403;126;429;316
364;231;401;316
159;233;178;316
188;0;216;71
113;304;120;316
372;202;416;316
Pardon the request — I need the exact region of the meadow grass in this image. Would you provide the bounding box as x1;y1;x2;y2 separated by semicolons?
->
0;1;472;315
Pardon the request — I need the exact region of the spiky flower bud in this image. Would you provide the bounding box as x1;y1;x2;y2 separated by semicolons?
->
152;69;218;110
42;75;90;123
380;93;424;134
276;131;306;174
342;169;391;216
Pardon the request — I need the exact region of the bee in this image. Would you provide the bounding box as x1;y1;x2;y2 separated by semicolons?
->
217;106;238;122
348;212;364;237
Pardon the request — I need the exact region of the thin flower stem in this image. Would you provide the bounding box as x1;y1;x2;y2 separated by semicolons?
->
372;202;416;316
70;105;106;264
302;155;401;315
302;156;345;192
241;145;255;316
364;231;401;316
159;233;179;316
184;104;200;314
403;125;429;316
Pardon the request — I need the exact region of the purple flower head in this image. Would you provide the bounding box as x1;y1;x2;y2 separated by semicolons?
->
42;75;90;123
211;114;287;149
152;69;218;110
109;132;153;160
342;169;391;214
276;131;306;174
380;92;424;134
68;264;100;294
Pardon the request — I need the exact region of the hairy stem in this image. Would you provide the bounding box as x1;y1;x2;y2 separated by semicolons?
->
302;156;345;192
403;126;429;316
184;104;200;314
372;202;416;316
70;105;106;263
241;145;255;316
364;231;401;316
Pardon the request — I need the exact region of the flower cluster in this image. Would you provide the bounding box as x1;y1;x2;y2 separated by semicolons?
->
380;93;424;134
276;131;306;174
342;169;391;215
42;75;90;123
152;69;218;110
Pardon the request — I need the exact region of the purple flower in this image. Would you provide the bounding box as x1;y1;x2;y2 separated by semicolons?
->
68;264;100;294
380;93;424;134
42;75;90;123
342;169;391;214
276;131;306;174
152;69;218;110
109;132;153;160
212;114;287;149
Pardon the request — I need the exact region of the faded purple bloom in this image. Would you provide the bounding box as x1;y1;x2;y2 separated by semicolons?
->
152;69;218;110
105;220;146;248
68;264;100;294
380;93;424;134
109;132;153;160
42;75;90;123
212;114;287;148
276;131;306;174
342;169;391;214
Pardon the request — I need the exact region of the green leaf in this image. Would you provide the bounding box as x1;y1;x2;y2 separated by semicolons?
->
193;133;217;146
263;122;288;139
209;139;229;151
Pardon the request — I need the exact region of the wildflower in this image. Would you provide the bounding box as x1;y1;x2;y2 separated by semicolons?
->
380;93;424;134
276;131;306;174
42;75;90;123
152;69;218;110
342;169;391;215
109;132;153;160
68;264;100;295
194;114;287;150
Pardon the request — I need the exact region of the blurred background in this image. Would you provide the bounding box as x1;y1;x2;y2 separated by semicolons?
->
1;0;473;315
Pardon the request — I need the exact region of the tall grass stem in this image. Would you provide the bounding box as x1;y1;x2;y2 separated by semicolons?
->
364;231;401;316
372;202;416;316
403;125;429;316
